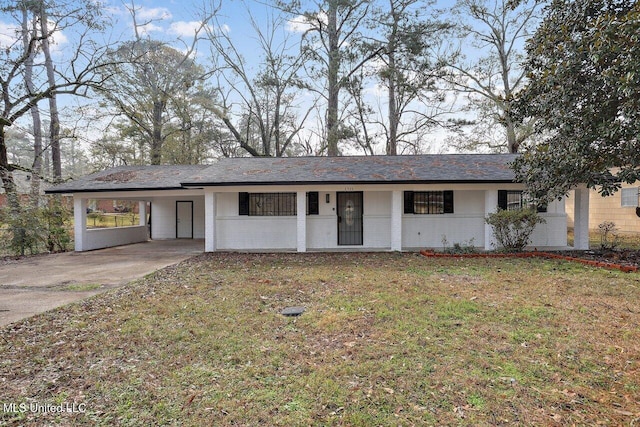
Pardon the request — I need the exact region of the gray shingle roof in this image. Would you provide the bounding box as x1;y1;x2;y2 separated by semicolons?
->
46;165;209;193
47;155;518;193
183;154;518;186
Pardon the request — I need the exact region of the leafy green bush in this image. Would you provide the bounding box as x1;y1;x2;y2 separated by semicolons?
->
0;196;71;256
485;208;545;252
0;205;41;256
41;197;71;253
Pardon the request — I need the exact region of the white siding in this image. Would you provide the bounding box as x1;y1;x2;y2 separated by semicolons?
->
212;187;568;251
73;185;568;252
403;190;485;249
215;192;296;250
150;196;204;239
84;226;148;251
217;217;297;250
529;199;567;248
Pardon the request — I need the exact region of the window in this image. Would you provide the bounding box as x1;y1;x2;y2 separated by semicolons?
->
307;192;319;215
498;190;547;212
239;192;320;216
621;187;639;207
498;190;525;211
404;191;454;214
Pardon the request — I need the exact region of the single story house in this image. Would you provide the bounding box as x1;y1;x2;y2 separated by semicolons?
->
46;154;592;252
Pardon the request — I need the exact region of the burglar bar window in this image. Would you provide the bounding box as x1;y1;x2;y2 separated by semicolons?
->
498;190;547;212
239;192;320;216
248;193;296;216
404;191;454;214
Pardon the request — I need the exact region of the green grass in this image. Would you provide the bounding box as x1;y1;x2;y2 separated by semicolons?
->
61;283;102;291
1;253;639;426
86;213;140;229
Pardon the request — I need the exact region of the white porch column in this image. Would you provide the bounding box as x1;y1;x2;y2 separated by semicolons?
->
391;190;402;251
573;186;590;250
484;190;498;251
138;201;147;226
204;191;217;252
73;196;87;252
297;191;306;252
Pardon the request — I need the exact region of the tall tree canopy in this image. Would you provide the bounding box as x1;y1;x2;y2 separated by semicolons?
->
98;40;209;165
443;0;542;153
369;0;450;155
277;0;379;156
0;0;107;208
513;0;640;201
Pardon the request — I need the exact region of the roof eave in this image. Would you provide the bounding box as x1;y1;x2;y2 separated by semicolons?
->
45;186;190;195
181;179;518;187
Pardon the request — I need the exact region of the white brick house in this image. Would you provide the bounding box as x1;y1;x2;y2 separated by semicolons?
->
47;155;589;252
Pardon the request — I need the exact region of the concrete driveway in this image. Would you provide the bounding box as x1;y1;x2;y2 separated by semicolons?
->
0;240;203;327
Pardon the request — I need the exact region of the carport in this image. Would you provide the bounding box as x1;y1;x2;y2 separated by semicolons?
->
46;165;208;252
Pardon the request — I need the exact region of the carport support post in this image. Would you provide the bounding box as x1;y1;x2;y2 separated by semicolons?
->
138;201;147;227
573;186;590;250
297;191;306;252
391;190;402;251
204;191;216;252
73;197;87;252
484;190;498;251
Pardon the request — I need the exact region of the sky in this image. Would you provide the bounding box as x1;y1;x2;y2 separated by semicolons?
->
1;0;512;159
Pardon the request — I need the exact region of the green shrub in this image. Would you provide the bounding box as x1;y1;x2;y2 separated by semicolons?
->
485;208;545;252
41;197;71;253
0;196;71;256
0;205;42;256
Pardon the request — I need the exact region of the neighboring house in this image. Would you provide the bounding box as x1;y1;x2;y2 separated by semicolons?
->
46;154;590;252
0;171;37;208
87;199;140;214
566;182;640;234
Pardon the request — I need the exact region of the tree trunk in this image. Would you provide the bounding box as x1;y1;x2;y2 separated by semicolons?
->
386;1;399;156
40;7;62;182
0;128;21;215
151;100;165;165
22;8;42;202
22;7;43;201
326;0;340;156
506;119;518;153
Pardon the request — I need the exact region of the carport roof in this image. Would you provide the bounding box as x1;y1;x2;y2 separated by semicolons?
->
46;154;519;193
46;165;209;193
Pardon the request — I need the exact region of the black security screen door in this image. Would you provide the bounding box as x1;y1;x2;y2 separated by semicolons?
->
337;192;363;245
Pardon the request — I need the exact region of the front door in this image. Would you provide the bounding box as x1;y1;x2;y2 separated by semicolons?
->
176;201;193;239
337;192;363;245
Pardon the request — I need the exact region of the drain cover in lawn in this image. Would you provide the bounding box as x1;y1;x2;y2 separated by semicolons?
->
281;306;305;316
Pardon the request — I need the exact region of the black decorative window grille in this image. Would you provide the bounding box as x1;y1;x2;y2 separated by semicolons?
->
404;191;454;214
238;192;320;216
498;190;547;213
249;193;297;216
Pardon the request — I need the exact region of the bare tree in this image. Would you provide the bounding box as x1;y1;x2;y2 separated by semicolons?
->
95;2;215;165
205;6;313;157
443;0;542;153
0;0;111;212
18;2;44;199
369;0;451;155
276;0;383;156
38;5;61;181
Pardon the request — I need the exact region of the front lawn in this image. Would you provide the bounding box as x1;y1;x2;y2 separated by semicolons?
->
1;253;639;425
